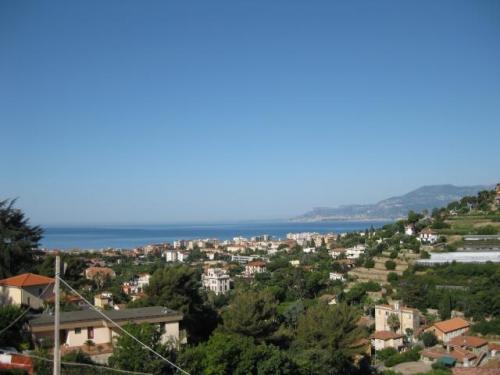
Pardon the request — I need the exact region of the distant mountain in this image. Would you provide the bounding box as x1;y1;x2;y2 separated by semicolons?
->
293;184;492;221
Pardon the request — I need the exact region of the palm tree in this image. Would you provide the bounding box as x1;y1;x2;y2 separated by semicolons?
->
387;313;400;333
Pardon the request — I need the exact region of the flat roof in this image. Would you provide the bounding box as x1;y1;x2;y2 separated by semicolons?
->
30;306;182;327
417;251;500;265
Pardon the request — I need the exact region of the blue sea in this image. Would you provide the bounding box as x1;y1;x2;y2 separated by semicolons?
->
40;221;390;250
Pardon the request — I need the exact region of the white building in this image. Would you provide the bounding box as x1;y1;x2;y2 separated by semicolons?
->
201;268;231;295
329;272;345;282
346;244;366;259
418;228;439;244
303;247;316;254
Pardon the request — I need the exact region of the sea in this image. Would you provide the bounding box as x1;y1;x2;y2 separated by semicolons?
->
40;220;390;250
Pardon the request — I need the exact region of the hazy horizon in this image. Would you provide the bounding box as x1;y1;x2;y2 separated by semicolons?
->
2;1;500;225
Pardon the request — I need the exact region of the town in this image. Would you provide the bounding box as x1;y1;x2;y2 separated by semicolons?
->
1;184;500;375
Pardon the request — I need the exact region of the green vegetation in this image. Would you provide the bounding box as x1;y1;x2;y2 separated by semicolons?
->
384;346;422;367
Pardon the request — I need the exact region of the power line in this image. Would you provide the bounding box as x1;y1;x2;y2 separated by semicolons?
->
2;350;152;375
58;276;190;375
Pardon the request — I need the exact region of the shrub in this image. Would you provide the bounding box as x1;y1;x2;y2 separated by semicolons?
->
376;347;398;361
389;251;398;259
364;258;375;268
384;346;421;367
421;331;438;347
475;225;498;235
387;272;399;283
385;260;396;270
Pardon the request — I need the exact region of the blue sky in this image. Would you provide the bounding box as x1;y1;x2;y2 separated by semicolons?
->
1;0;499;224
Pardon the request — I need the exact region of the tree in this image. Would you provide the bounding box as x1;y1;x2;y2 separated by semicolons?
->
223;289;278;341
179;331;296;375
292;303;367;374
109;323;176;374
140;265;218;343
0;305;28;349
387;313;400;333
0;199;43;278
438;294;452;320
421;331;438;347
385;260;396;270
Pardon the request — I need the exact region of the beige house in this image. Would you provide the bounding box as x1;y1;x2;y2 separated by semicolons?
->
245;260;267;276
29;306;184;351
427;317;470;343
0;273;54;309
375;301;420;335
370;331;404;351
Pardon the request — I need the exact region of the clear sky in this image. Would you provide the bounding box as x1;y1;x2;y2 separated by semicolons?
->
1;0;499;225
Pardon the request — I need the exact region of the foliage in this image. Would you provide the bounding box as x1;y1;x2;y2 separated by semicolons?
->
376;347;397;361
137;265;218;343
387;272;399;284
470;317;500;335
0;305;29;349
387;313;400;332
179;331;296;375
384;346;422;367
0;199;43;278
421;331;438;347
223;289;278;341
385;260;396;270
475;225;498;235
109;323;177;374
292;303;368;374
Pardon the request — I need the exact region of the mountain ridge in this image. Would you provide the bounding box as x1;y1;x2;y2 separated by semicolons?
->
293;184;493;222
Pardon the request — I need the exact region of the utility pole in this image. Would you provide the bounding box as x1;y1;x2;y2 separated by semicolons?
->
53;255;61;375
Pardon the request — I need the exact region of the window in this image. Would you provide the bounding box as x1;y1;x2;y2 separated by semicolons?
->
88;327;94;339
75;328;81;334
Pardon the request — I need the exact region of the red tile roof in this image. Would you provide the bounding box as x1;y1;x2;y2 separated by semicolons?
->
0;273;55;287
433;317;470;333
370;331;404;340
449;335;488;348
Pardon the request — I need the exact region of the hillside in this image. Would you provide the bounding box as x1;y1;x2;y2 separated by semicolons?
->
294;184;492;221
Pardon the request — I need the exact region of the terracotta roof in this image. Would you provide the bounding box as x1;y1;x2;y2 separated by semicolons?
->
422;347;476;363
370;331;404;340
0;273;54;287
489;343;500;351
452;368;500;375
433;317;470;333
449;335;488;348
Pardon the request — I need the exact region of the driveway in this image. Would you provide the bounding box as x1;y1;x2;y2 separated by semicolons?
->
392;361;432;375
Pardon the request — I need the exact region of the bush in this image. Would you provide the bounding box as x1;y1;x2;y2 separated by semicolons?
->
389;251;398;259
385;260;396;270
387;272;399;283
384;346;422;367
364;258;375;268
421;331;438;347
475;225;498;235
420;250;430;259
376;347;398;361
471;318;500;335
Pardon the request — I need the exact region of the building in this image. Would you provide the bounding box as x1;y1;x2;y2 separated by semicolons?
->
84;267;116;281
245;260;267;276
346;244;366;259
329;248;346;259
0;351;33;375
30;306;183;351
0;273;54;309
370;331;404;351
419;228;439;244
421;346;478;368
201;268;230;295
427;317;470;343
94;292;114;309
329;272;345;282
375;301;420;335
448;335;489;355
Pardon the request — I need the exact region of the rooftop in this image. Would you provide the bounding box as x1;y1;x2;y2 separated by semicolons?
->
449;335;488;348
30;306;182;327
0;273;55;287
433;317;470;333
370;331;404;340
